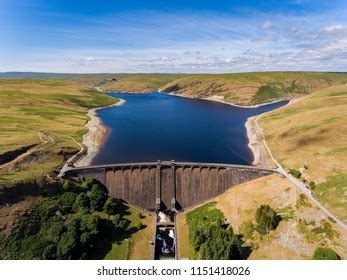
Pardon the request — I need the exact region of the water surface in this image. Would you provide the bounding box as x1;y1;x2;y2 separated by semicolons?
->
93;92;288;165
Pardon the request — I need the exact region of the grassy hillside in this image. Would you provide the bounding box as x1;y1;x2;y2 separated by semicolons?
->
98;73;185;93
177;174;346;260
2;72;347;106
259;85;347;222
159;72;347;105
0;79;116;185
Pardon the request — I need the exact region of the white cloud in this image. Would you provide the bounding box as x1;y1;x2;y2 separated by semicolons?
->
261;20;274;30
320;24;347;34
291;26;301;34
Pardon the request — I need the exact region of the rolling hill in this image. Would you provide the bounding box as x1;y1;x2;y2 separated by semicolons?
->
259;84;347;222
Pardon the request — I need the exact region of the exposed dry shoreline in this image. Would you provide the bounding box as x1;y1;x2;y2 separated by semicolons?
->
167;92;291;108
74;99;125;167
245;98;297;167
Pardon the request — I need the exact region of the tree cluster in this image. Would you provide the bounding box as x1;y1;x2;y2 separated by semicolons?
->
0;177;133;260
255;204;281;235
187;202;249;260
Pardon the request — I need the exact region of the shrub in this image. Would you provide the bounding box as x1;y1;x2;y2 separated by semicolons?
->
255;205;281;235
312;247;340;260
63;180;71;191
308;181;316;190
290;169;302;179
103;197;118;215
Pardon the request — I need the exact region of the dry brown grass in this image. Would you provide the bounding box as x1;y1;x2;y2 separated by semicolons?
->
213;174;347;259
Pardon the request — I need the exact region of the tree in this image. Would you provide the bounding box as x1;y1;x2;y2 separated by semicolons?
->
58;192;77;213
255;205;281;235
312;247;340;260
81;177;95;190
87;184;106;210
57;221;79;259
103;197;118;215
42;244;57;260
76;192;90;209
290;169;301;179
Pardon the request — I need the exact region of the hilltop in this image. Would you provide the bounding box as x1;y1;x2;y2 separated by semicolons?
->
2;72;347;106
159;72;347;105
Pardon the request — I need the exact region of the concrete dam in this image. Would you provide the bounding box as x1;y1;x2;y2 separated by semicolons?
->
63;161;274;211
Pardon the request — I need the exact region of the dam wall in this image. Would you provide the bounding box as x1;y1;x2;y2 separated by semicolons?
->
64;161;274;211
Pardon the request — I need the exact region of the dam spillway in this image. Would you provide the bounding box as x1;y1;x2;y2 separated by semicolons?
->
63;161;274;211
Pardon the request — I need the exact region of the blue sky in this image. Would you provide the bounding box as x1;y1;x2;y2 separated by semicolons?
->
1;0;347;73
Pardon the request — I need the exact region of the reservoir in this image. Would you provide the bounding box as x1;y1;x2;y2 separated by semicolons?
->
93;92;288;165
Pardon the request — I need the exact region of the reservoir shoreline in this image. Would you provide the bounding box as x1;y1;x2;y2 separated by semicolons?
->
74;90;288;168
74;99;125;167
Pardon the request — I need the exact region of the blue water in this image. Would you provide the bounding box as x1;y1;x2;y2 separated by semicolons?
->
93;92;288;165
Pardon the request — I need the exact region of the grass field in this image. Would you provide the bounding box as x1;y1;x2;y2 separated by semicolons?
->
0;79;116;185
259;85;347;222
96;207;155;260
176;174;347;260
176;212;194;259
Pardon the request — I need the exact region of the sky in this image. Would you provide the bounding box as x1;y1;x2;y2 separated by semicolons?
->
1;0;347;73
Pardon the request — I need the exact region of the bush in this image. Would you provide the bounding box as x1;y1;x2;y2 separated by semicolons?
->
103;197;118;215
255;205;281;235
309;181;316;190
312;247;340;260
63;180;71;191
290;169;302;179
